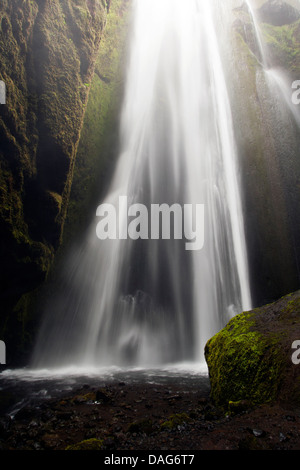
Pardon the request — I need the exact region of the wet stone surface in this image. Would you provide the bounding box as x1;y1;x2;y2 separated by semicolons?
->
1;379;300;451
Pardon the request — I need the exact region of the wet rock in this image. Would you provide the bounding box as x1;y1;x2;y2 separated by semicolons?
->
72;392;96;404
33;442;42;450
65;438;104;451
252;428;266;437
198;397;208;405
166;394;182;401
279;432;288;442
0;391;16;414
127;419;154;435
205;291;300;408
238;435;269;450
56;411;73;420
41;409;55;422
14;406;37;421
41;433;61;449
203;406;222;422
160;413;191;431
188;410;199;419
102;436;117;450
257;0;300;26
0;417;11;439
285;415;296;422
95;389;111;403
2;376;300;450
228;400;254;414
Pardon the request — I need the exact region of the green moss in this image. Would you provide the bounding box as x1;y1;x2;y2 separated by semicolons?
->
228;399;254;414
47;191;63;213
281;296;300;318
205;310;285;408
261;20;300;75
71;392;96;403
65;438;104;450
205;292;300;409
160;413;191;430
63;0;131;245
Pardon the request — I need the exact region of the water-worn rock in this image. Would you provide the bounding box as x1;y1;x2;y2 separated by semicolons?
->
205;291;300;409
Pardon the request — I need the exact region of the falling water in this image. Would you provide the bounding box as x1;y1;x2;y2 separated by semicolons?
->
245;0;300;127
32;0;252;369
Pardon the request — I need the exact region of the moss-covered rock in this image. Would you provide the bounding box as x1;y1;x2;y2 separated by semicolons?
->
160;413;191;431
65;438;104;450
261;19;300;77
205;291;300;409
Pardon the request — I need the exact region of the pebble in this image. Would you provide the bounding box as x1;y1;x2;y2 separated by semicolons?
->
252;429;265;437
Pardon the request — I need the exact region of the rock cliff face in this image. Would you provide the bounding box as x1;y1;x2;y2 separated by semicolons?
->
228;2;300;307
63;0;130;245
0;0;111;362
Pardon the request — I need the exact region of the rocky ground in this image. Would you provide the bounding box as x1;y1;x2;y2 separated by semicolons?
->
1;379;300;452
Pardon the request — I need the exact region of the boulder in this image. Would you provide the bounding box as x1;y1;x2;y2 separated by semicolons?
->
205;291;300;409
257;0;300;26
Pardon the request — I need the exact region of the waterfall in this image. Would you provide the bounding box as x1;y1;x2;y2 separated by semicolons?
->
245;0;300;128
33;0;252;369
